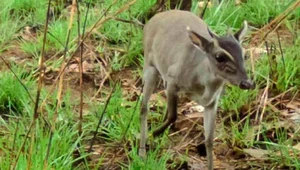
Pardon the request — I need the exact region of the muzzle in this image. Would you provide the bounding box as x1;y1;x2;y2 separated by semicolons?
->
239;79;255;90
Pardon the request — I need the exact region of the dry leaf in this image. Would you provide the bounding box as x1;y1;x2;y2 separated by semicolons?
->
293;143;300;151
243;148;268;158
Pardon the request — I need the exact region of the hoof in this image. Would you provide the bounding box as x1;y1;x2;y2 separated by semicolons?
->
139;148;146;158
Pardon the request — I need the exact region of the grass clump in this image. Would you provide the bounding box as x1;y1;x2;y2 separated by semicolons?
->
0;0;299;169
87;85;175;169
202;0;297;32
0;67;34;116
0;120;87;170
98;0;156;69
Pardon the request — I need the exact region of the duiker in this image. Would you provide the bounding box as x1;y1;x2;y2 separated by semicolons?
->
139;10;254;170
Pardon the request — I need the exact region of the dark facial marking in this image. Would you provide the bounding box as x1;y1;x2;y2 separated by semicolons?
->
217;36;244;69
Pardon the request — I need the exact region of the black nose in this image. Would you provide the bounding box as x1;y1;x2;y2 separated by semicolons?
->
239;80;255;90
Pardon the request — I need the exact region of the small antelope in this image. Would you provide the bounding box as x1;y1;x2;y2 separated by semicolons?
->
139;10;254;170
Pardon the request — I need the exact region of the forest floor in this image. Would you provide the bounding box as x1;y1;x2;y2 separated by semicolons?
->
0;0;299;170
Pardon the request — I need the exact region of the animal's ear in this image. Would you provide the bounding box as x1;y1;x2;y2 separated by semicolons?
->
186;26;215;52
207;27;218;39
226;27;234;36
234;21;248;41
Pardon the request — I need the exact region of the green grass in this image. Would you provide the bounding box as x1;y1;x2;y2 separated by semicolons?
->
74;87;167;170
0;66;34;116
0;0;299;169
219;33;300;169
201;0;298;32
0;67;90;169
260;128;300;168
0;120;87;169
99;0;156;69
87;85;173;169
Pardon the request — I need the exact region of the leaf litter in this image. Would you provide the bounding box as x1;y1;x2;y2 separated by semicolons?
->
0;2;299;170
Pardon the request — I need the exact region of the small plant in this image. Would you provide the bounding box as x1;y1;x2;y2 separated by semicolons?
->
0;67;34;117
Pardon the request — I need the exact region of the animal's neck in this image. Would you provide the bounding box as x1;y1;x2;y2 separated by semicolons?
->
196;58;224;88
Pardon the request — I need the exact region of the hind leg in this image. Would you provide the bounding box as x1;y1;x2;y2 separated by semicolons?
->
139;65;159;158
152;83;178;136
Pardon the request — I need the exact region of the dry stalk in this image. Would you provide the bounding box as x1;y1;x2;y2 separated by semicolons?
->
250;0;300;45
77;0;84;141
43;0;78;169
177;117;201;148
255;78;269;141
91;71;111;101
39;0;136;111
88;82;117;152
12;0;52;169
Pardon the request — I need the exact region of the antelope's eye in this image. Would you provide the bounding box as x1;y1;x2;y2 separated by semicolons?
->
215;53;228;63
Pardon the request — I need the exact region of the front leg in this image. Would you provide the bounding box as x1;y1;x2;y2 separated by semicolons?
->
204;100;218;170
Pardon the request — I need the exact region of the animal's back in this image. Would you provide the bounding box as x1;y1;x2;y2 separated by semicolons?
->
143;10;210;50
143;10;211;84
